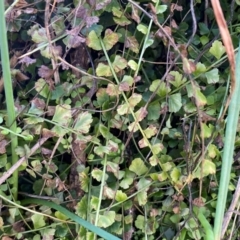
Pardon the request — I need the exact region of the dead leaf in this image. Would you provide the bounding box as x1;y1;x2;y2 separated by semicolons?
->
171;3;183;12
131;4;140;24
119;82;130;91
19;56;36;66
192;197;205;207
172;204;180;214
31;98;46;109
171;19;178;29
38;65;54;79
15;70;29;81
0;140;8;154
15;0;28;8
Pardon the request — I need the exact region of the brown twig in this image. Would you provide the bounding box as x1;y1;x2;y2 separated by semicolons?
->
0;137;49;185
221;177;240;238
45;0;60;84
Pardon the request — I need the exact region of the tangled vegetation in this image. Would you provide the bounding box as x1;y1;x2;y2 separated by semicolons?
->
1;0;240;239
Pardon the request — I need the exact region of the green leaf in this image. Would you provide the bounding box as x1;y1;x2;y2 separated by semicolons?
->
152;143;164;154
205;68;219;84
135;215;144;230
162;162;174;172
86;30;102;50
147;102;161;120
76;195;88;218
112;7;124;18
115;190;128;202
193;159;216;179
170;167;181;182
40;46;52;59
9;208;19;219
120;177;134;189
195;89;207;106
94;145;110;157
96;63;112;77
209;40;226;60
97;211;116;228
186;84;193;97
31;27;48;44
169;93;182;113
113;9;131;26
137;177;151;190
74;112;93;134
184;102;197;113
149;80;171;97
199;22;209;35
117;103;129;115
124;215;133;224
86;232;94;240
143;125;157;138
31;160;42;172
15;145;30;157
99;124;113;139
149;155;158;166
35;78;50;98
51;85;66;100
128;93;142;107
150;173;158;181
129;158;148;176
55;211;69;220
137;23;148;34
128;60;138;70
200;35;209;45
51;15;65;35
158;172;168;182
145;38;154;48
208;144;219;158
40;228;55;239
156;5;168;14
169;71;187;88
96;88;110;106
0;154;7;168
112;55;128;73
136;191;147;206
201;123;214;138
92;168;108;182
90;196;99;211
31;214;46;229
128;123;139;134
170;214;181;224
195;62;207;74
121;75;134;87
52;104;71;126
103;29;119;50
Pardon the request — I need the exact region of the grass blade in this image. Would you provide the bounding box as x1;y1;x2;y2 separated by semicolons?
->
0;1;19;199
213;43;240;239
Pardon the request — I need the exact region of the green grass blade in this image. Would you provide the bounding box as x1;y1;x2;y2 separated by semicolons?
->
194;207;214;240
21;198;121;240
213;43;240;239
0;0;19;199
